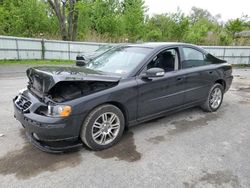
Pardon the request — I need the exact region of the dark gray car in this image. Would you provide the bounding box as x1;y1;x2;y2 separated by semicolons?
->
13;43;233;153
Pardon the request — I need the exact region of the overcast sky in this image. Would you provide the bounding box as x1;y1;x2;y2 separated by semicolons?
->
144;0;250;21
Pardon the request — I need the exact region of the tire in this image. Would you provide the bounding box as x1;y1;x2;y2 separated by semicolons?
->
80;104;125;150
201;83;224;112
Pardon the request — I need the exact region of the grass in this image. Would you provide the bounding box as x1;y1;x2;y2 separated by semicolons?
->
232;64;250;68
0;60;74;65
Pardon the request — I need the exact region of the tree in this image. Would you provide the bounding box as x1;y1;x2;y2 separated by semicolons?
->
47;0;79;40
144;9;189;42
0;0;52;37
190;7;220;24
90;0;124;40
123;0;146;41
225;18;245;37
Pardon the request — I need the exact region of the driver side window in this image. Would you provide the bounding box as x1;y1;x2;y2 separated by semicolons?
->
147;48;179;72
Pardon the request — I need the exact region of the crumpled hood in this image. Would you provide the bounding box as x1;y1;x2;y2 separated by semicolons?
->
26;66;121;94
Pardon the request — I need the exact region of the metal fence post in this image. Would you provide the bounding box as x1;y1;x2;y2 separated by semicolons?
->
41;39;45;60
15;38;20;60
248;49;250;65
223;47;226;59
68;42;71;60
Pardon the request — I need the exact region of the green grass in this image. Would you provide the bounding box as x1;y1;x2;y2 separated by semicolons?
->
232;64;250;68
0;60;74;65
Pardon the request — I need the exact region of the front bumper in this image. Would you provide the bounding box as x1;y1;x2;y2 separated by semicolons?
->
26;131;83;154
13;91;84;153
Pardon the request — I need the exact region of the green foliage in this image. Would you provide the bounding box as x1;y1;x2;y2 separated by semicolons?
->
226;18;245;36
123;0;146;41
0;0;54;37
184;18;218;44
0;0;249;45
145;28;162;41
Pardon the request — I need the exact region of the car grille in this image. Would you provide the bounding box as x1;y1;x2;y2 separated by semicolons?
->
15;95;32;112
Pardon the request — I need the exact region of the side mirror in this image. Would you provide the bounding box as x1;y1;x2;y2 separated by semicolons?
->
76;55;87;66
142;68;165;78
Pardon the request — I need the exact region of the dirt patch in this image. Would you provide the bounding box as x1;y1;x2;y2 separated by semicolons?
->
0;144;82;179
146;135;165;144
95;131;141;162
19;128;27;140
143;116;166;125
183;170;240;188
238;100;250;105
233;86;250;99
237;87;250;92
169;112;220;135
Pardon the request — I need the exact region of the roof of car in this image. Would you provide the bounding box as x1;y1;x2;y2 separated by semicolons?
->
126;42;196;49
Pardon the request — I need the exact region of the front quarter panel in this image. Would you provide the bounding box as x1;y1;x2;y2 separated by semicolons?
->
67;77;138;124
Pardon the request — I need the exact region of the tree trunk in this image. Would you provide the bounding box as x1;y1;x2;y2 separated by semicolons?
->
47;0;79;41
68;0;74;40
72;7;79;41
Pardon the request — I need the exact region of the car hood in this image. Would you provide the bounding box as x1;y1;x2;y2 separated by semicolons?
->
26;66;121;94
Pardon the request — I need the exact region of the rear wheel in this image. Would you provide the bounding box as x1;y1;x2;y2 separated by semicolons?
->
201;83;224;112
81;104;125;150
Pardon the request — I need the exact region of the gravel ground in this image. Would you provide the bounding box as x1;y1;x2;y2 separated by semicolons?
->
0;65;250;188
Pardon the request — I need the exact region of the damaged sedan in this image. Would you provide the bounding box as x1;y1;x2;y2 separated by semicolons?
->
13;43;233;153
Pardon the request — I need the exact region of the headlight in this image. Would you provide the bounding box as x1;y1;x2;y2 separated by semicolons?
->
18;88;27;94
47;105;72;118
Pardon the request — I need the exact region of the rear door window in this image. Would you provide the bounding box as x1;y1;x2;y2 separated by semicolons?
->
182;47;209;68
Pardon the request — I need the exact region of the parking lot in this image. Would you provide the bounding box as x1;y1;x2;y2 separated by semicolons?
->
0;65;250;188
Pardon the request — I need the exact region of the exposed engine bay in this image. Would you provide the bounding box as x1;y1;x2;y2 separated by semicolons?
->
47;81;117;102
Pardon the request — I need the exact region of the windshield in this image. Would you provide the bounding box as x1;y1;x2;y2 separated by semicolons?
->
86;46;152;75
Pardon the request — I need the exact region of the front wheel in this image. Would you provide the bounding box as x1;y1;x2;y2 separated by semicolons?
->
201;83;224;112
80;104;125;150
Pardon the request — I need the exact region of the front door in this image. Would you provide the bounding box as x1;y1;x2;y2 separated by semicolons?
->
136;48;186;121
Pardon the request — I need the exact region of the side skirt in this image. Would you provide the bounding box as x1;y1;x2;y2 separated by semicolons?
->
128;100;204;127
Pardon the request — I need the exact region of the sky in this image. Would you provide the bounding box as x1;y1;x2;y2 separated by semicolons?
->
144;0;250;21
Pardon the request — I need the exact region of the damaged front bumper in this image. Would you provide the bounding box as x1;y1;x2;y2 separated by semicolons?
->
13;90;84;153
26;131;83;154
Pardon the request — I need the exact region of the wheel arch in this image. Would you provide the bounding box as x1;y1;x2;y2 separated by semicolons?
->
106;101;129;128
215;79;226;91
83;101;129;129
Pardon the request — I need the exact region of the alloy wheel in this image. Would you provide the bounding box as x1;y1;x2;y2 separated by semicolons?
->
91;112;120;145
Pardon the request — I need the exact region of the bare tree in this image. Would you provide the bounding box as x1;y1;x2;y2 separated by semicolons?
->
47;0;79;41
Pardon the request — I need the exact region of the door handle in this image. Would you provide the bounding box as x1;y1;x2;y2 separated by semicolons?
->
209;71;213;74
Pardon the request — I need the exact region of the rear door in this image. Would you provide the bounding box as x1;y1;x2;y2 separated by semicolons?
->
179;46;217;103
136;47;186;121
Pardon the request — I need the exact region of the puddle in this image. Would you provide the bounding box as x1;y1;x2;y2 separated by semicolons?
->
0;145;82;179
95;131;141;162
146;135;165;144
169;112;220;135
184;170;240;188
0;130;82;179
